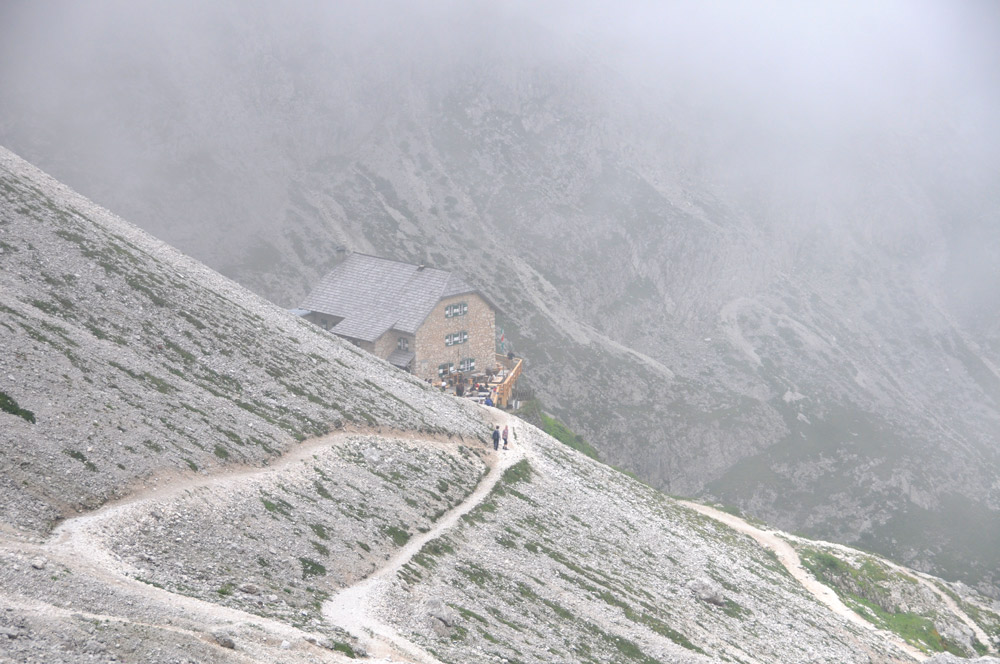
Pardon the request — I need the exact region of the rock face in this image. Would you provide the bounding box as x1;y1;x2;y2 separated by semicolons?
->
1;151;1000;662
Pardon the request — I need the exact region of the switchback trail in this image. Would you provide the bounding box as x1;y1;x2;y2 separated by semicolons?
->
0;424;490;663
323;413;525;663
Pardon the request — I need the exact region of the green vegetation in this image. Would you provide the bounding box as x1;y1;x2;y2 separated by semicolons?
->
261;495;293;517
63;449;97;472
313;479;332;499
799;548;968;655
298;557;327;579
331;641;357;658
383;525;411;546
0;390;35;423
217;582;235;596
499;459;532;486
517;399;600;460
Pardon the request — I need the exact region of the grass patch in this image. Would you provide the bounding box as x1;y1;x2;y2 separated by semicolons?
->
517;399;600;460
383;525;410;546
331;641;357;658
500;459;532;486
63;449;97;472
298;557;327;579
313;479;332;500
261;495;293;517
0;391;35;423
800;547;962;654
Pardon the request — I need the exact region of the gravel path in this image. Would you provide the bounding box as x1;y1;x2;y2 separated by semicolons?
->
806;536;995;653
681;501;926;662
3;425;484;663
323;411;525;663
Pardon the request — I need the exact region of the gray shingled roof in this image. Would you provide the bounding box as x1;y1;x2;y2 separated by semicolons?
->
387;349;415;368
299;254;480;343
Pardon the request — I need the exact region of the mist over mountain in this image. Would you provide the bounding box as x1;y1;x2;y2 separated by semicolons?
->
2;0;999;593
5;144;1000;662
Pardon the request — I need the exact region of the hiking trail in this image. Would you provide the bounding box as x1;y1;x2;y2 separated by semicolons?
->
322;413;525;663
682;501;932;661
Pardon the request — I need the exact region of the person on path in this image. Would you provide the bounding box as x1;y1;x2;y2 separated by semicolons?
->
492;425;500;450
502;425;509;450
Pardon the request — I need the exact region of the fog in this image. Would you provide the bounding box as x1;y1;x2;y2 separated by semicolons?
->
1;0;998;316
3;0;1000;590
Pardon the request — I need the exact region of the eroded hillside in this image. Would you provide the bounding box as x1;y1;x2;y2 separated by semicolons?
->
1;148;999;663
2;2;998;593
0;146;486;536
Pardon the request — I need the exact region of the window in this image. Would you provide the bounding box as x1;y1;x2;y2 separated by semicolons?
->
445;302;468;318
437;362;454;376
459;357;476;372
397;337;409;351
445;331;469;346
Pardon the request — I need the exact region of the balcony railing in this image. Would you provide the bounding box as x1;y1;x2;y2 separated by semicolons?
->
492;354;523;408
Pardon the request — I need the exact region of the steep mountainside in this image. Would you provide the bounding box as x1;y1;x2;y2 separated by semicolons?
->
3;148;1000;662
1;2;998;593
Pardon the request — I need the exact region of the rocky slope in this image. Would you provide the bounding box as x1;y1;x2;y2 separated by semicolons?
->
1;1;999;594
2;148;1000;662
0;145;486;537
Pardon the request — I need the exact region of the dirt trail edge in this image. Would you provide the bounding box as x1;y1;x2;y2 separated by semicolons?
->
680;501;927;663
807;536;995;653
323;413;524;664
10;425;482;663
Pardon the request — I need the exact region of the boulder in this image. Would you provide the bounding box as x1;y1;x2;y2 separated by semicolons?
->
687;577;726;606
212;632;236;650
426;598;459;638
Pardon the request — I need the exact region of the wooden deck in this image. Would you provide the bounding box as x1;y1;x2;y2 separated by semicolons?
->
492;354;523;408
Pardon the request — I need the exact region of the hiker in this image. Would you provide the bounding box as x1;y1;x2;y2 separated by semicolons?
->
484;395;494;407
502;424;509;450
492;425;500;450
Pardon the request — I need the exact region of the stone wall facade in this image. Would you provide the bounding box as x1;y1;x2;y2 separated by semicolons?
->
374;330;414;364
413;293;495;382
305;294;494;380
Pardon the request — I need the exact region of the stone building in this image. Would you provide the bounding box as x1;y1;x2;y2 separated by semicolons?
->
298;253;497;382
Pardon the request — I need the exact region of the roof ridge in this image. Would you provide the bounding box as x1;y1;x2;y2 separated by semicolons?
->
348;251;451;274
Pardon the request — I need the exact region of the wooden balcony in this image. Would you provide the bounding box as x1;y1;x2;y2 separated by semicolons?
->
491;354;523;408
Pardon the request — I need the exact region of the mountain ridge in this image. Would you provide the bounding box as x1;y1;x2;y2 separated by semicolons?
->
1;1;998;593
3;146;1000;661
